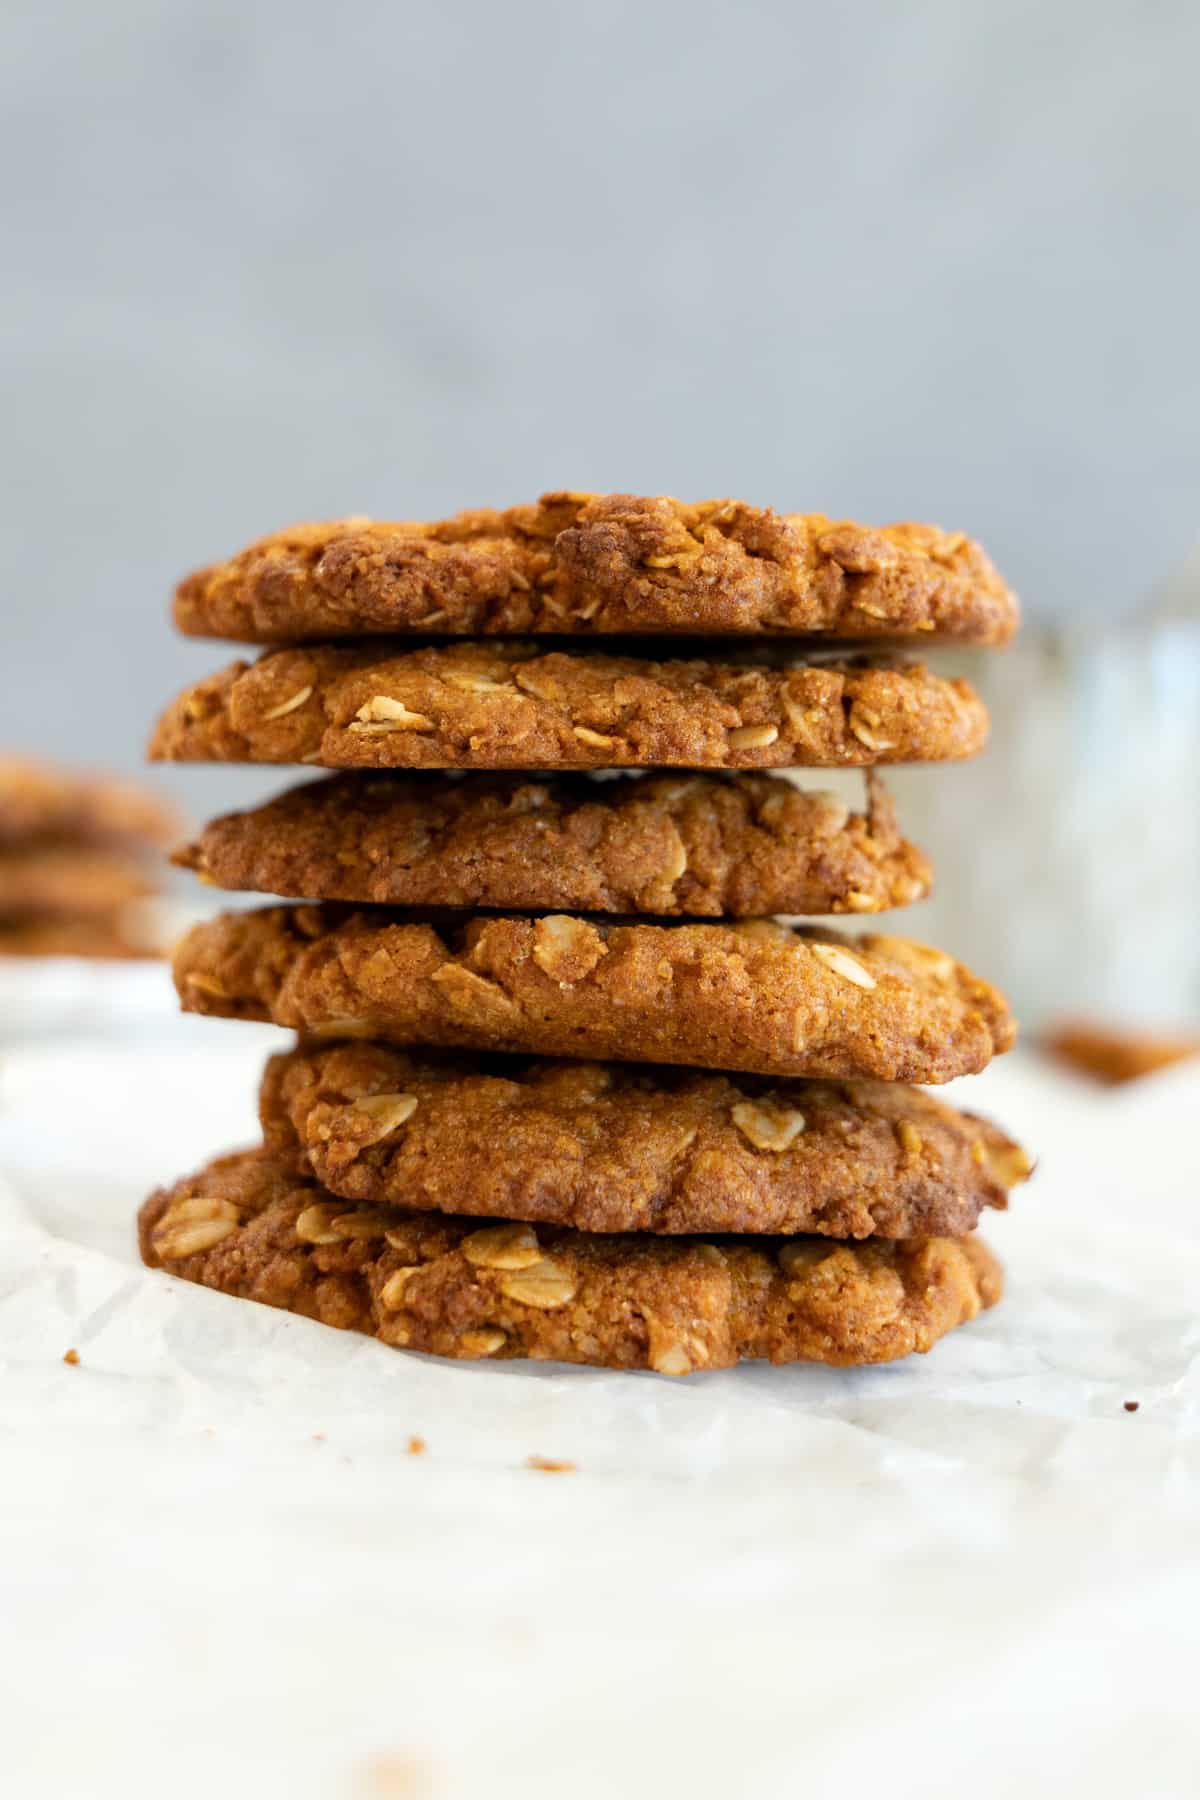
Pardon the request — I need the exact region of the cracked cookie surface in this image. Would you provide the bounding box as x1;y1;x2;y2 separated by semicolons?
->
139;1147;1003;1373
173;492;1017;646
260;1041;1031;1237
175;769;931;917
173;906;1015;1083
149;641;988;771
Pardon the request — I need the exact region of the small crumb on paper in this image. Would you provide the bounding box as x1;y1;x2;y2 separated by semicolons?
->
527;1455;576;1474
407;1435;427;1456
358;1750;433;1796
62;1348;80;1367
1124;1400;1140;1413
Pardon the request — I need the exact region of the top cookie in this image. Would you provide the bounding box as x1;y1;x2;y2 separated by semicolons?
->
0;755;180;850
172;493;1018;646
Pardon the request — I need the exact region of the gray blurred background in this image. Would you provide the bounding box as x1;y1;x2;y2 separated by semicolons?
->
3;0;1200;1028
4;0;1199;779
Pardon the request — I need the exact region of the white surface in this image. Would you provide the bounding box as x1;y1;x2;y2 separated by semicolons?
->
1;973;1198;1800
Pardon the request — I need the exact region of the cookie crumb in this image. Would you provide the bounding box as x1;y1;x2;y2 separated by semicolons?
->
1124;1400;1140;1413
62;1348;80;1366
1044;1018;1200;1085
359;1750;432;1796
407;1435;427;1456
527;1455;576;1474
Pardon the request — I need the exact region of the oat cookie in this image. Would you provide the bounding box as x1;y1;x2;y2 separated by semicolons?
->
174;907;1015;1083
0;916;156;959
149;641;988;771
0;847;153;920
175;769;931;917
139;1148;1003;1373
173;493;1017;646
261;1042;1031;1237
0;755;180;849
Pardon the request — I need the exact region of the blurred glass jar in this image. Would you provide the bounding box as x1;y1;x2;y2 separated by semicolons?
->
883;616;1200;1032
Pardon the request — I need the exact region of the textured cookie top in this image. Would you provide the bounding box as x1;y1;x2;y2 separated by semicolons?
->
0;755;180;849
174;907;1016;1083
0;846;153;920
175;769;931;918
262;1041;1031;1238
139;1147;1003;1374
173;493;1018;646
149;641;988;771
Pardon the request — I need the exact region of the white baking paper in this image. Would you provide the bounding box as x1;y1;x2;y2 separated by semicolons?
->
1;966;1198;1800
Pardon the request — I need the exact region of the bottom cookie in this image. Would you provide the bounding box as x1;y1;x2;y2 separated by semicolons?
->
139;1148;1002;1374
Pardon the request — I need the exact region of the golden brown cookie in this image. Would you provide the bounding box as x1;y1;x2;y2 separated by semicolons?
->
173;907;1015;1083
261;1042;1032;1237
0;915;157;959
174;769;931;917
172;494;1018;646
0;847;154;920
148;641;988;771
0;755;180;849
139;1148;1003;1373
1043;1018;1200;1085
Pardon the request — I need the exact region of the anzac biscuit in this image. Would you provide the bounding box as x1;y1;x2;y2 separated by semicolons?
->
0;755;179;849
173;907;1015;1083
173;493;1017;646
260;1041;1032;1237
175;769;931;917
0;847;153;919
0;916;155;959
149;641;988;771
139;1147;1004;1373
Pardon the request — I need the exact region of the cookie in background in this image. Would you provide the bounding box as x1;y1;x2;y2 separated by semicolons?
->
0;755;182;960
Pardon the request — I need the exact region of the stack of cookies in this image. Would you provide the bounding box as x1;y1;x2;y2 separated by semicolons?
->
142;493;1031;1376
0;755;177;960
